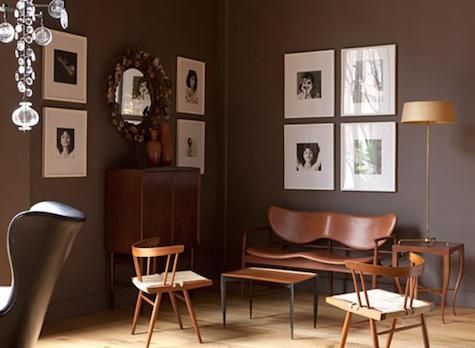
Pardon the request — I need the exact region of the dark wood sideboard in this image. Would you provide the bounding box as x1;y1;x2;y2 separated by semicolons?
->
106;167;200;307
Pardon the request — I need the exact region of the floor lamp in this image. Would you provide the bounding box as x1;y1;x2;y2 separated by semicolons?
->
401;101;456;243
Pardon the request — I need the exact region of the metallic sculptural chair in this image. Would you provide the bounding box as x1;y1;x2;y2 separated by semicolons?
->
326;253;433;348
130;238;212;348
0;201;85;348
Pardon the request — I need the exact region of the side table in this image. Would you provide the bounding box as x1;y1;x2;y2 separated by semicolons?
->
392;241;464;323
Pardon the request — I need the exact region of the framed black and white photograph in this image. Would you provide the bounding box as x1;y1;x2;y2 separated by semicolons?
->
176;57;205;115
340;122;396;192
341;44;396;116
43;107;87;178
119;68;151;119
176;119;205;174
284;123;334;190
43;30;87;103
284;50;334;118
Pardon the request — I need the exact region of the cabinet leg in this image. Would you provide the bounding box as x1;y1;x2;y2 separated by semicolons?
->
110;252;115;310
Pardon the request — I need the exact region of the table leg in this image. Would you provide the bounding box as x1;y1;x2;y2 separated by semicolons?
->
392;249;402;294
289;284;295;339
109;252;115;310
441;253;451;324
249;280;253;319
221;275;227;328
452;247;464;316
313;277;318;328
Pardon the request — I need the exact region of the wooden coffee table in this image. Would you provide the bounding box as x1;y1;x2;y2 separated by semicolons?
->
220;267;318;339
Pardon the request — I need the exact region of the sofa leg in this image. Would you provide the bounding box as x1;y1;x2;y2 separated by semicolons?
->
329;272;334;295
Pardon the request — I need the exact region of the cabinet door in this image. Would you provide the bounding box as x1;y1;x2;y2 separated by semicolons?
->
143;171;173;244
106;170;142;253
173;170;199;247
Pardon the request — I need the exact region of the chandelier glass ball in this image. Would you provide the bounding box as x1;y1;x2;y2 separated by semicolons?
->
0;21;15;43
48;0;64;19
11;101;39;131
34;26;52;45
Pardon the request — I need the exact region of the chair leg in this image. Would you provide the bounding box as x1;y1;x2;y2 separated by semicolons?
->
329;271;334;295
385;319;397;348
131;291;143;335
369;319;380;348
183;289;203;343
169;292;183;329
145;294;162;348
339;312;352;348
420;314;430;348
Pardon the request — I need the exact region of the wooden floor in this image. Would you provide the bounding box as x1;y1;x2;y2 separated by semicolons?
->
38;285;475;348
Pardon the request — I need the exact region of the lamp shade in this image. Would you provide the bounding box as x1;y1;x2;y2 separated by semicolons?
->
401;101;455;124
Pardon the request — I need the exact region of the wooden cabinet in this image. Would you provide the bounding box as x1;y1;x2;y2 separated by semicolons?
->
106;167;200;307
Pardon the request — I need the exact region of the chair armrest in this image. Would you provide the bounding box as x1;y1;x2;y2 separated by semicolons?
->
241;226;271;267
373;236;396;264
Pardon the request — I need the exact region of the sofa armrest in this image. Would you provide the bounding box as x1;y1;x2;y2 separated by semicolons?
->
241;226;271;267
373;236;396;264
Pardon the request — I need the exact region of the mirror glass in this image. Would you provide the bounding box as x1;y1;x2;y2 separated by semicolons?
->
115;68;151;125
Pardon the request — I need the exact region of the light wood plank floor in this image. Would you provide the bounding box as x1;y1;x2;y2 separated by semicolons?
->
39;286;475;348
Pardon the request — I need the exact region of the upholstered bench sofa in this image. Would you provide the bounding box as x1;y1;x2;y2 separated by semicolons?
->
242;206;397;293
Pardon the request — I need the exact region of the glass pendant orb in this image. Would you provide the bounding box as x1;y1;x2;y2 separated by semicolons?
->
11;101;39;131
48;0;64;19
16;1;26;10
34;26;52;46
0;22;15;43
60;8;68;29
17;40;25;51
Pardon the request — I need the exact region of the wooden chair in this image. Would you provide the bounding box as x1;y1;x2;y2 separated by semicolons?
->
326;252;433;348
131;238;212;348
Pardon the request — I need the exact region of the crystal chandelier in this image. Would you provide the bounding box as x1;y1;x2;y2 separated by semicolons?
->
0;0;68;131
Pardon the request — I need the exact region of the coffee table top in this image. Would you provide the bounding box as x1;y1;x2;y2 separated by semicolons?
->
222;267;318;285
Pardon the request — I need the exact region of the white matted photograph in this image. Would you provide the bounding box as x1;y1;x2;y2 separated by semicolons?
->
340;122;396;192
176;119;205;174
341;44;396;116
284;50;334;118
176;57;205;115
43;30;87;103
284;123;334;190
43;107;87;178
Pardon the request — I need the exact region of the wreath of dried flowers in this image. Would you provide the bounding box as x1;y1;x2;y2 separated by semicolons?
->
106;50;172;142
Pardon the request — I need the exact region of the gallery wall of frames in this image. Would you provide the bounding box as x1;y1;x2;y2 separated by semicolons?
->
284;44;397;192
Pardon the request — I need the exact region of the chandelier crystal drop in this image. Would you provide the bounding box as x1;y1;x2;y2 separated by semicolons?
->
1;0;69;132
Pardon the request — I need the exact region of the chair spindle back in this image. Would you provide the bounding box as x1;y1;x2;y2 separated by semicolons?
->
345;252;424;311
131;237;185;286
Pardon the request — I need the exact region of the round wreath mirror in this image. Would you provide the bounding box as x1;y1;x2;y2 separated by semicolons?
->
106;50;172;142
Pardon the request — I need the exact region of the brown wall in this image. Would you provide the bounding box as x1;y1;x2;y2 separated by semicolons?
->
225;0;475;307
0;0;224;320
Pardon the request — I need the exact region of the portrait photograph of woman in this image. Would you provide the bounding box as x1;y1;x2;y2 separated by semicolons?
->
185;69;199;104
284;123;334;190
56;127;75;159
296;71;321;100
177;57;205;115
284;50;334;118
296;142;322;171
43;107;87;178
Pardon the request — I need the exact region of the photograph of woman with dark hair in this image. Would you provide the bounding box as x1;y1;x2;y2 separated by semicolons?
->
297;71;321;99
56;127;75;159
185;69;198;104
296;142;322;171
